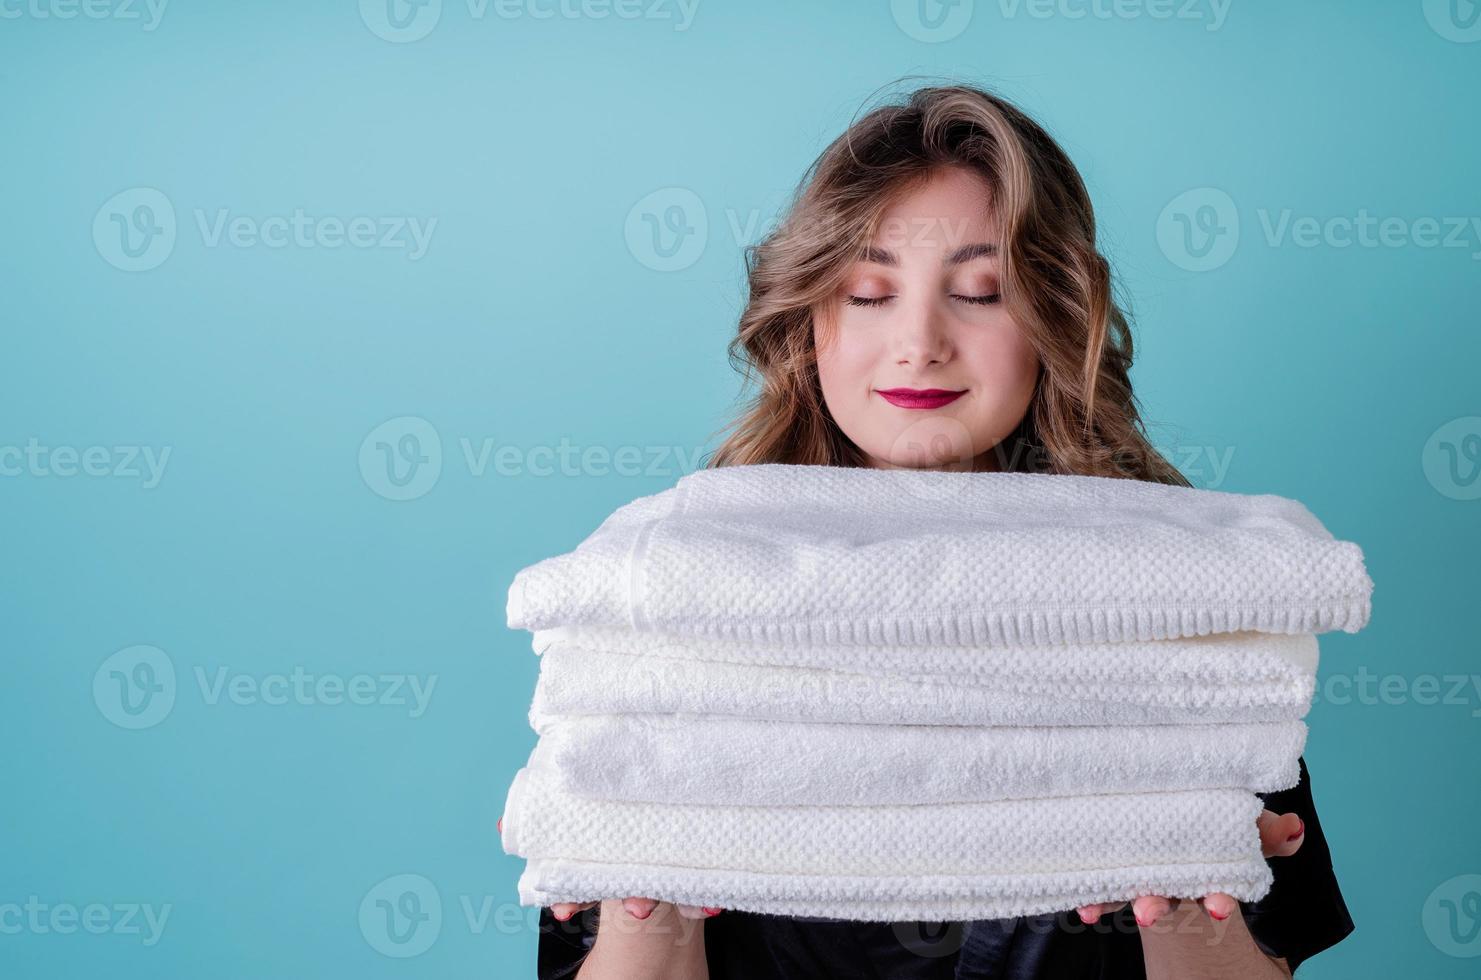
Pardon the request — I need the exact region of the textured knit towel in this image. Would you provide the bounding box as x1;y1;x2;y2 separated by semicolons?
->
527;647;1316;731
530;715;1308;806
515;857;1275;923
506;464;1373;646
500;765;1275;919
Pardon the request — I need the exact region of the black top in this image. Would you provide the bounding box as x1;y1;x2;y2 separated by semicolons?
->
536;756;1353;979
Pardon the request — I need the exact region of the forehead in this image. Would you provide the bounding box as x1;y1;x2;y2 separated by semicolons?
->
871;166;999;250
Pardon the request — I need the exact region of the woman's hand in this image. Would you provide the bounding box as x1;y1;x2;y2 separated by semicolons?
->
550;898;722;922
547;899;720;980
1076;809;1306;927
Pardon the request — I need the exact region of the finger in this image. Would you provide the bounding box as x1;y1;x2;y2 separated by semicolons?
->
1256;809;1306;859
1132;895;1172;927
621;897;659;920
674;904;723;919
1201;892;1237;921
549;902;594;922
1077;902;1124;923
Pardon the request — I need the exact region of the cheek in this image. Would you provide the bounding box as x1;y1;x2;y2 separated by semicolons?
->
815;319;880;391
962;329;1039;397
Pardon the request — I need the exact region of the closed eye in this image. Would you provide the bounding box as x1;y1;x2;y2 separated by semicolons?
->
847;294;1001;308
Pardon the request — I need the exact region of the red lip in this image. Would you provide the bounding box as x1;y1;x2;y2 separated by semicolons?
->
876;388;966;409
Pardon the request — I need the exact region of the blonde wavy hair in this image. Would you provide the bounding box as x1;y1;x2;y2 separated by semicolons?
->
704;81;1189;487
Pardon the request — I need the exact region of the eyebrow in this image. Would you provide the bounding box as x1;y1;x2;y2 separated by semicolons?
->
860;242;998;267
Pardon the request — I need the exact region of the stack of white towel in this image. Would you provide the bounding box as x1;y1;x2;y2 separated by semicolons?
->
500;463;1373;921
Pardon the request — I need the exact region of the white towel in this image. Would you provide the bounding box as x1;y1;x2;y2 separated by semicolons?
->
515;857;1275;923
530;715;1308;806
500;765;1275;919
506;463;1372;646
528;647;1316;731
530;625;1319;703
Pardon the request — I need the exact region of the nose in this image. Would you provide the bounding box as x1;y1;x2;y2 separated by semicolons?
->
893;296;952;367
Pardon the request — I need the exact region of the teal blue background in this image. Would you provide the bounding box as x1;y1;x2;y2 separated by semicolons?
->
3;1;1478;976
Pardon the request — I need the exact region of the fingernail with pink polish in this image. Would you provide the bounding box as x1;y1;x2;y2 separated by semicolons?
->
703;907;722;917
1287;818;1305;842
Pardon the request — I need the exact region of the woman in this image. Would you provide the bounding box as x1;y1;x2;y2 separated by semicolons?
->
535;83;1354;979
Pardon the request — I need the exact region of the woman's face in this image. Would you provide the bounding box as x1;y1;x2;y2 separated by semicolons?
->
813;166;1040;471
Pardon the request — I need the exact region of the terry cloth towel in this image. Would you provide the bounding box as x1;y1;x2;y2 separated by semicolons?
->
529;626;1320;703
499;766;1275;920
527;647;1317;731
505;463;1373;646
529;715;1308;806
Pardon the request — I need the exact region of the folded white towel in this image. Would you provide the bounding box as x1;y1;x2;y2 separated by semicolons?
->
531;715;1308;806
506;464;1372;646
515;857;1275;923
528;647;1316;731
531;625;1319;702
500;766;1274;918
501;765;1266;877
